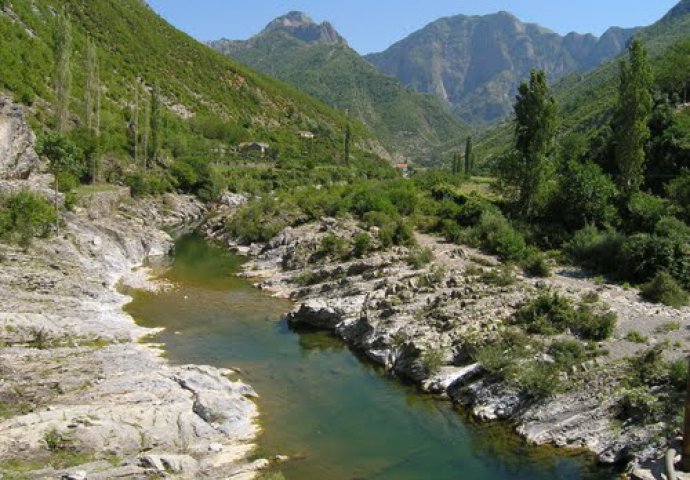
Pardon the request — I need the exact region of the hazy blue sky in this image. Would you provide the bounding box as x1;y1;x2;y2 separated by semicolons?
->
147;0;679;54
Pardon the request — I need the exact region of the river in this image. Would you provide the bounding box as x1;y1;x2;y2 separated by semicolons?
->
125;233;614;480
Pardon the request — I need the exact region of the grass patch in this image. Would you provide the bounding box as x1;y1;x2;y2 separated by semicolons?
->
626;330;648;343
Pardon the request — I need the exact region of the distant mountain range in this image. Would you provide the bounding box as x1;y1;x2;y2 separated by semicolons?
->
365;12;639;124
210;12;469;163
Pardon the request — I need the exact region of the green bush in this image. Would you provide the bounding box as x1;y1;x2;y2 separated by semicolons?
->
551;160;618;231
514;292;578;336
421;348;445;376
0;190;56;246
565;225;623;274
617;233;676;283
226;197;299;244
618;387;664;423
408;247;434;269
513;361;564;399
520;248;551;278
514;292;616;340
319;234;349;258
574;306;617;341
467;211;527;262
124;171;174;197
379;219;415;248
624;192;672;234
352;232;373;258
640;271;689;308
548;340;587;366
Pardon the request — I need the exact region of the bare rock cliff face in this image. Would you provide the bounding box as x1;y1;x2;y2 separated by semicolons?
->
0;96;41;180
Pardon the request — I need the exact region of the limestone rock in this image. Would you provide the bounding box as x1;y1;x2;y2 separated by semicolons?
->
0;95;41;180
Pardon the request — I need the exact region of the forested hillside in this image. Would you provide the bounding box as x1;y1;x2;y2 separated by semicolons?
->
0;0;392;200
211;12;470;164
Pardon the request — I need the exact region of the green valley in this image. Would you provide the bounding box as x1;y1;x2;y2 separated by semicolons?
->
210;12;470;164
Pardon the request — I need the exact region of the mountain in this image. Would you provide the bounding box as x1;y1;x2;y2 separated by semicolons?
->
0;0;387;176
261;10;347;46
365;12;639;125
210;12;470;163
472;0;690;168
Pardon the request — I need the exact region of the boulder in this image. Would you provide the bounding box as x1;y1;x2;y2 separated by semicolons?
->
0;95;41;180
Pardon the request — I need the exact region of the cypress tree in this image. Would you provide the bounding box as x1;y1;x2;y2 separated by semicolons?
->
613;39;653;196
464;137;473;176
54;9;72;133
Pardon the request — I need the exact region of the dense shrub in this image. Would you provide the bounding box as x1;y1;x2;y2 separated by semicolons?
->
574;306;617;341
551;160;618;230
379;219;415;248
548;340;587;366
225;197;299;244
623;192;672;233
564;225;624;274
0;190;56;246
352;233;373;258
514;292;577;335
124;171;174;197
640;271;689;308
466;211;527;262
513;292;617;340
666;169;690;222
520;248;551;277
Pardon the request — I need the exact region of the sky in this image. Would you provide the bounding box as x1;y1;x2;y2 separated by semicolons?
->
147;0;680;55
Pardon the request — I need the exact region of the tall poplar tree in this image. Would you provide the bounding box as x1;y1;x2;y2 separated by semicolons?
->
149;84;161;166
497;69;557;217
54;9;72;133
85;38;101;183
613;39;653;196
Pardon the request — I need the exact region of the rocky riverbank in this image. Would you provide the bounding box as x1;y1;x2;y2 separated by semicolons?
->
0;97;268;480
210;216;690;480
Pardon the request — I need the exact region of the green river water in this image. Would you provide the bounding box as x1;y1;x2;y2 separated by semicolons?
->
125;234;615;480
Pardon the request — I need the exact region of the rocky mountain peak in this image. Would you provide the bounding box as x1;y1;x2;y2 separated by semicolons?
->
263;11;347;46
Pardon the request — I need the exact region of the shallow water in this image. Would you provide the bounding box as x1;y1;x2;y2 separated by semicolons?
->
125;234;615;480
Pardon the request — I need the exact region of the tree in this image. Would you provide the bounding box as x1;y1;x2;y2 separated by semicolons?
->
464;137;473;176
36;133;83;235
132;85;139;167
451;152;459;174
149;84;161;166
54;9;72;133
613;39;653;196
343;123;351;166
552;161;618;231
84;38;101;183
497;69;557;217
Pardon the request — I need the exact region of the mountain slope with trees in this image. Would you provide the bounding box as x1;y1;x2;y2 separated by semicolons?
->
474;0;690;174
210;12;470;164
365;11;638;125
0;0;392;200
